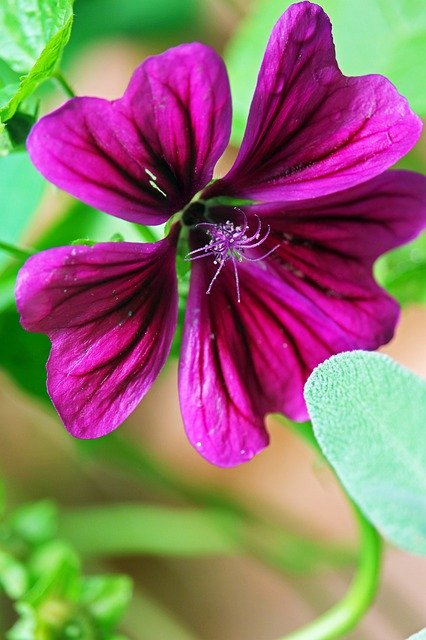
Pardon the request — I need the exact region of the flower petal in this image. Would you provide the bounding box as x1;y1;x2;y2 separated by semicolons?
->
253;167;426;257
28;43;231;225
179;252;359;467
179;167;426;468
245;170;426;348
214;2;421;202
16;236;178;437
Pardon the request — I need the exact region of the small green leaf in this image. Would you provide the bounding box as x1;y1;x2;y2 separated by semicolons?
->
9;500;58;546
26;540;81;605
305;351;426;555
0;0;74;122
80;575;132;632
0;550;28;599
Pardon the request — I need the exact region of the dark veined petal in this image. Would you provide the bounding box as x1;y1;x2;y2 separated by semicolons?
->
27;43;231;225
214;2;421;202
16;235;178;438
179;166;426;467
245;170;426;349
179;253;355;468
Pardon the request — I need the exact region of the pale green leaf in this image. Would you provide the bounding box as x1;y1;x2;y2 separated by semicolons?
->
80;576;132;632
304;350;426;555
407;630;426;640
0;550;28;599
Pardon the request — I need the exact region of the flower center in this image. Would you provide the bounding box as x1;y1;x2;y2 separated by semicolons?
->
185;211;278;302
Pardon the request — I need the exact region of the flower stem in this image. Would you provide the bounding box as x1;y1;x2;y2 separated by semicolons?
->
276;419;383;640
0;240;33;259
54;72;76;98
279;505;381;640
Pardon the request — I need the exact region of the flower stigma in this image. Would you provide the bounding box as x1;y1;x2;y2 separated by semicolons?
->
185;210;279;302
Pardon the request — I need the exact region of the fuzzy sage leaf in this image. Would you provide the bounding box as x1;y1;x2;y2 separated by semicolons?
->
304;350;426;555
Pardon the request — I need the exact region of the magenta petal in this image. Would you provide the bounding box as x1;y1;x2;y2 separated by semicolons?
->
219;2;422;202
179;253;361;467
16;236;178;437
178;259;269;468
177;165;426;468
245;170;426;350
28;43;231;225
254;170;426;262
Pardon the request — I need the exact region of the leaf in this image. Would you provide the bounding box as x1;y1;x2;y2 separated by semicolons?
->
0;550;28;599
80;575;132;633
0;0;74;122
304;351;426;555
0;152;45;250
375;232;426;306
68;0;196;44
9;501;58;546
408;630;426;640
226;0;426;145
25;540;81;605
58;505;240;556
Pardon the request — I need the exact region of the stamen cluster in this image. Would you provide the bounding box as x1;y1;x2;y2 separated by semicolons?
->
186;213;277;302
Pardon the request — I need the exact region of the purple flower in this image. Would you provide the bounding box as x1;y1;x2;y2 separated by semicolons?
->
16;2;426;466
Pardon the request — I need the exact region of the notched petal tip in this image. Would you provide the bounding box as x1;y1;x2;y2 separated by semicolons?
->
27;42;232;226
222;0;422;202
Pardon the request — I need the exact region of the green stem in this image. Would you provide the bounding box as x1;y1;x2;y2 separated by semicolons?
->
54;72;76;98
0;240;33;259
279;505;381;640
276;420;382;640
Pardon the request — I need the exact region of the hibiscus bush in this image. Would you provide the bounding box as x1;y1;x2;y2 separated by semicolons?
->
0;1;425;639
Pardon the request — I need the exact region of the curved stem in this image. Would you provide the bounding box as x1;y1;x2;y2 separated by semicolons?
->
276;419;383;640
54;72;76;98
279;504;381;640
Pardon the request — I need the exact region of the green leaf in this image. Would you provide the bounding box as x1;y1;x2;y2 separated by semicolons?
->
375;232;426;306
226;0;426;144
0;0;74;122
80;576;132;633
7;602;37;640
68;0;196;45
0;152;44;249
59;504;240;557
0;550;28;599
0;307;50;401
9;501;58;547
26;540;81;605
305;351;426;555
